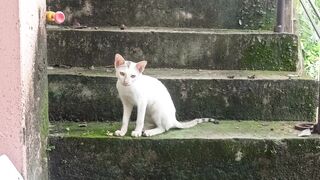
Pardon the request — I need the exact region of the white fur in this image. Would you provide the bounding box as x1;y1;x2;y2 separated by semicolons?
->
114;54;212;137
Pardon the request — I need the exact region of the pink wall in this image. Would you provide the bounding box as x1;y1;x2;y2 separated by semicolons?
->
0;0;25;175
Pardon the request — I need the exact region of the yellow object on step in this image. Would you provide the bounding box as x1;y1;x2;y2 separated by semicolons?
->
46;11;65;24
46;11;55;22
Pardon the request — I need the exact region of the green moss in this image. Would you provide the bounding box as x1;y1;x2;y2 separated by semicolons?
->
49;121;317;139
47;0;277;30
41;86;49;139
40;80;49;176
286;80;318;121
241;35;298;71
48;68;317;122
239;0;277;30
48;122;320;179
48;28;299;71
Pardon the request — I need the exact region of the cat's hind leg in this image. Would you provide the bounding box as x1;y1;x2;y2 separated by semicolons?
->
143;121;156;131
143;114;156;131
143;127;165;137
131;101;148;137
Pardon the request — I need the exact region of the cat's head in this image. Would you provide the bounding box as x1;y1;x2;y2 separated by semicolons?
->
114;54;147;86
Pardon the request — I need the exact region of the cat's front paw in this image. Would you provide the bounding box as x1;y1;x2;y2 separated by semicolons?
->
131;130;142;137
114;130;126;136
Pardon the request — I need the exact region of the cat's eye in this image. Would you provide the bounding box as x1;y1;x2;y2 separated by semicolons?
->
120;72;125;76
131;75;136;78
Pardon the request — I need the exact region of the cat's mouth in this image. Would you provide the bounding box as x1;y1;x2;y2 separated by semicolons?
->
123;83;130;86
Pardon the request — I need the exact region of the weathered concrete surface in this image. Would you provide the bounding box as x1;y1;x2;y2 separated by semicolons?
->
47;27;299;71
20;0;49;179
0;0;48;179
48;68;318;121
48;121;320;180
47;0;278;30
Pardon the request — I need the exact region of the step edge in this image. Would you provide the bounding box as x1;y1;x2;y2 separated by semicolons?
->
48;67;314;81
47;25;296;36
48;121;320;140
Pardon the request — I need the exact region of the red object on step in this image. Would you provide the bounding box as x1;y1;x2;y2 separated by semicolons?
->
46;11;65;24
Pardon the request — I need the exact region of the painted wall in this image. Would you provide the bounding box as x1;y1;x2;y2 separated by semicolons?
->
0;0;48;179
0;0;25;175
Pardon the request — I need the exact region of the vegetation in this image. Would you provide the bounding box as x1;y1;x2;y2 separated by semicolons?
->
298;0;320;78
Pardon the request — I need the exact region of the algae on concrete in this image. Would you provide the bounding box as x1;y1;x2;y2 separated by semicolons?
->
239;0;277;30
47;28;299;71
47;0;277;30
241;35;298;71
49;121;316;139
48;121;320;180
48;68;318;122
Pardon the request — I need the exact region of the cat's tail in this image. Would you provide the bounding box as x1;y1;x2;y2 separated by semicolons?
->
174;118;215;129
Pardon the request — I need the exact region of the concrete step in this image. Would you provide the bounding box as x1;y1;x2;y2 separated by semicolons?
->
47;26;299;71
48;67;318;122
47;0;277;30
48;121;320;180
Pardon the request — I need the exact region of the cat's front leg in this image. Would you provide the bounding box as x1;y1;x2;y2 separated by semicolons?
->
131;101;147;137
115;101;133;136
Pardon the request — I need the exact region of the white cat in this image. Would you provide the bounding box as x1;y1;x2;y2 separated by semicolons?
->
114;54;212;137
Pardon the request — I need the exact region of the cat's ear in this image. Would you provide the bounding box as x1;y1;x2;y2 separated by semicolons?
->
136;61;147;73
114;54;125;68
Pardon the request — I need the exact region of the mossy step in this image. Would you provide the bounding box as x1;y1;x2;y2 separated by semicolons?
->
48;121;320;180
48;67;318;122
49;121;314;139
47;0;278;30
47;26;299;71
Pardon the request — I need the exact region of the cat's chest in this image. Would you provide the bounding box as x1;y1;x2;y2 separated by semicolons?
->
117;84;142;103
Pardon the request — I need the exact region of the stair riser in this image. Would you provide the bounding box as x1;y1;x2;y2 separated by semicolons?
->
48;74;318;121
47;0;277;29
48;29;299;71
48;137;320;180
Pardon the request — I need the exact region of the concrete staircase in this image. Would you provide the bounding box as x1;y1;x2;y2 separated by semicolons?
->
47;0;320;179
